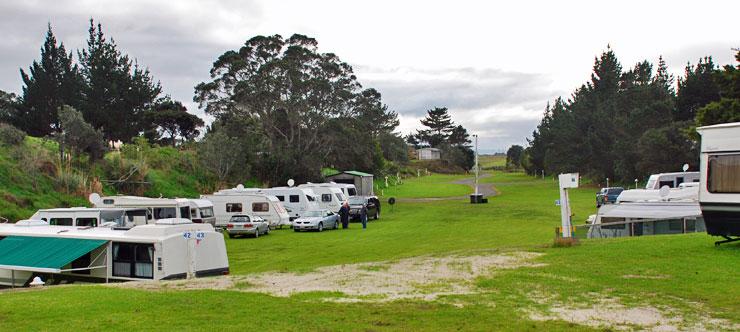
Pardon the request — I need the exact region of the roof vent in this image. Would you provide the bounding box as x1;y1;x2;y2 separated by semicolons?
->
15;219;49;227
155;218;193;225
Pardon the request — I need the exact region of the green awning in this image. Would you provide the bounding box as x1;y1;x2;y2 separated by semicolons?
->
0;236;107;273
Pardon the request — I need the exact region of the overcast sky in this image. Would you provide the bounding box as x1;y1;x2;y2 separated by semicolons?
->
1;1;737;153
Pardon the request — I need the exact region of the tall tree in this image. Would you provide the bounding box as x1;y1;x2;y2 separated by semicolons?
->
696;50;740;126
417;107;454;148
354;88;399;138
78;19;161;142
676;57;720;121
506;145;524;169
0;90;19;125
18;24;83;136
448;125;471;147
144;97;204;146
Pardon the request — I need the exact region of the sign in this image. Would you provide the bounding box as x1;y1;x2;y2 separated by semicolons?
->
196;231;205;240
183;231;192;239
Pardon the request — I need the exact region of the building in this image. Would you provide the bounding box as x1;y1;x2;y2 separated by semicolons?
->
326;171;374;196
417;147;441;160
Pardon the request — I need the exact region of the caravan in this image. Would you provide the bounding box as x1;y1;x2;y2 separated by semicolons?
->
202;187;291;228
697;122;740;244
298;183;347;212
92;195;217;226
0;219;228;287
644;172;700;189
259;187;320;220
30;207;149;228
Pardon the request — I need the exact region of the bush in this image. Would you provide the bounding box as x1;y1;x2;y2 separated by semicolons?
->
0;123;26;146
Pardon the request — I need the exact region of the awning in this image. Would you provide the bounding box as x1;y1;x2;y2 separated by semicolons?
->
0;236;107;273
598;202;702;220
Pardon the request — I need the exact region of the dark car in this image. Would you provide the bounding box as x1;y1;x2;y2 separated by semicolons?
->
596;187;624;207
348;196;380;221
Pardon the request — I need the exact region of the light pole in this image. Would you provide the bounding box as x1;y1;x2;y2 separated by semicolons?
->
474;134;479;195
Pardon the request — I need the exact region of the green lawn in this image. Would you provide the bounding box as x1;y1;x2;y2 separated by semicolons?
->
0;171;737;331
378;173;472;198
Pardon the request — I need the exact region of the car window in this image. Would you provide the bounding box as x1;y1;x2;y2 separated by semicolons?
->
348;197;364;205
304;211;323;217
231;216;250;223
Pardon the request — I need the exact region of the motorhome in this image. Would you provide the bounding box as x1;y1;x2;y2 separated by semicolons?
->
30;207;149;228
644;172;700;189
92;195;216;226
259;187;320;220
298;183;347;211
202;188;291;228
697;122;740;245
0;219;228;287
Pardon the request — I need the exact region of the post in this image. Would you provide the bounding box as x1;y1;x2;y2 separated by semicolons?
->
634;179;638;189
558;173;579;238
186;230;196;279
474;134;479;195
11;270;14;289
541;170;545;180
606;177;609;188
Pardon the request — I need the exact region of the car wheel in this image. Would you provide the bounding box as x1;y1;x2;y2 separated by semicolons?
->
334;220;338;229
265;227;270;235
318;222;323;232
374;211;379;220
294;228;300;232
254;229;260;238
228;233;235;239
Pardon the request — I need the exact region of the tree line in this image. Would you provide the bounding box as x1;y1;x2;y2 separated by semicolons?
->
521;47;739;183
405;107;475;170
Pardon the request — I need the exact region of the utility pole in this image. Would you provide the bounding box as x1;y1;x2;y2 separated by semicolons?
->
474;134;479;195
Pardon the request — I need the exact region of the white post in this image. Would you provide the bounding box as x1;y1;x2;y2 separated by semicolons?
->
474;134;479;195
558;173;579;238
187;231;196;279
606;177;609;188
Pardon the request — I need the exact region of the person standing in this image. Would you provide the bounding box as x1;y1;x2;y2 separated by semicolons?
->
339;201;350;229
360;204;368;229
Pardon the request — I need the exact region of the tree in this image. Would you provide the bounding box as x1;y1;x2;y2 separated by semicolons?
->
0;90;19;125
417;107;454;147
676;57;720;121
696;50;740;126
448;125;471;147
18;24;83;136
78;19;161;142
636;121;698;175
56;105;105;160
354;88;399;138
144;98;204;146
197;130;247;184
506;145;524;169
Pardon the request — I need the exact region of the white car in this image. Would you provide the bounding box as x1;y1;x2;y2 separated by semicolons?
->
292;210;339;232
225;215;270;238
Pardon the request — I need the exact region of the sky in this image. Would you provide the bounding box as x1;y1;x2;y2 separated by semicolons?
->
0;1;737;153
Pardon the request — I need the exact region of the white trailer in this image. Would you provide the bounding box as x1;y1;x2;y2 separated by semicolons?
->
202;190;290;228
298;183;347;212
30;207;149;228
644;172;700;189
258;187;320;220
697;122;740;245
92;195;216;227
0;219;228;287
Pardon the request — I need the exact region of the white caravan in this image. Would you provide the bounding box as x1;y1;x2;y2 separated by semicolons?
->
332;183;358;197
202;189;290;228
30;207;149;228
92;195;216;226
644;172;700;189
259;187;320;220
298;183;347;212
697;122;740;244
0;219;228;287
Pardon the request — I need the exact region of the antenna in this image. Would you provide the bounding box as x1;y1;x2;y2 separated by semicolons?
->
88;193;102;205
287;179;295;187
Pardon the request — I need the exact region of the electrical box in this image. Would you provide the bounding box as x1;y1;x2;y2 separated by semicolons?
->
558;173;579;189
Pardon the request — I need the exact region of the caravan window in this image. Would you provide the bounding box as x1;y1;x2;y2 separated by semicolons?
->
153;208;176;219
75;218;97;227
200;207;214;218
335;193;344;202
49;218;73;226
113;243;154;279
708;154;740;193
275;195;285;202
321;194;332;202
226;203;243;212
289;195;300;203
180;207;191;219
347;188;357;196
252;202;269;212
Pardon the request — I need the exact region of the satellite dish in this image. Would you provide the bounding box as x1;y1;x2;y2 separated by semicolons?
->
88;193;102;205
659;185;671;198
682;163;689;172
236;184;245;190
287;179;295;187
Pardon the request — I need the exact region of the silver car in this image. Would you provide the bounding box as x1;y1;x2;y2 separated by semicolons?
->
293;210;339;232
225;215;270;238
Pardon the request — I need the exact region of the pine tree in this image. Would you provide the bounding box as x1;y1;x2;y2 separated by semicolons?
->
417;107;454;147
18;24;83;136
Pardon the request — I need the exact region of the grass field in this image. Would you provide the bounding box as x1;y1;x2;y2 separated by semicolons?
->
0;170;738;331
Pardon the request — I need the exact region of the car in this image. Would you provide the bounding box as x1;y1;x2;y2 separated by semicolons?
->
596;187;624;207
348;196;380;221
224;215;270;238
292;210;339;232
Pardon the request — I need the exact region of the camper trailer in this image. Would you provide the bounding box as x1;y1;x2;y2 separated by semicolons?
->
259;187;320;220
92;195;216;226
697;122;740;244
298;183;347;212
30;207;149;228
202;189;291;228
587;201;705;239
0;219;228;287
644;172;700;189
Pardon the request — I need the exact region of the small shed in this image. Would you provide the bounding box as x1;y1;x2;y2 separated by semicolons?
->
326;171;374;196
417;148;441;160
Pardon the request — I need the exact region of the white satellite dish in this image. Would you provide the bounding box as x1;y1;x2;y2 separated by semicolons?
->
236;184;245;190
682;163;689;172
88;193;102;205
287;179;295;187
659;185;671;198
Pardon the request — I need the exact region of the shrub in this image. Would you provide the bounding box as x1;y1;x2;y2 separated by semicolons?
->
0;123;26;146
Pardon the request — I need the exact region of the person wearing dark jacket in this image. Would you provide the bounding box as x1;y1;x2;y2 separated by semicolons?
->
360;204;368;229
339;202;350;229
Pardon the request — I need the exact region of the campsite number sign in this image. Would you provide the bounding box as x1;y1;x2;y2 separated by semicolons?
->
196;232;205;240
183;231;192;239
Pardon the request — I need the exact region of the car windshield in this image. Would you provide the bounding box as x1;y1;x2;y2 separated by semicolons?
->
348;197;365;205
230;216;250;223
303;210;323;217
607;188;623;194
